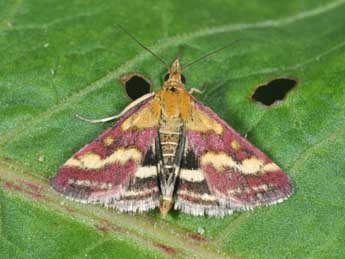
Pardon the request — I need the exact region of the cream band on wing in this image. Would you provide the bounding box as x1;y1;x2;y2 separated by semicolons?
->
179;169;205;182
65;148;142;169
200;152;280;175
135;166;157;178
177;190;217;202
121;187;159;198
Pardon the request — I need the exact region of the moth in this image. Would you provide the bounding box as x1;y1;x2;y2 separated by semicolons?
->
52;29;293;218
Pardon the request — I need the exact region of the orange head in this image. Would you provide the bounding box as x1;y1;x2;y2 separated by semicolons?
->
158;58;191;120
163;59;186;90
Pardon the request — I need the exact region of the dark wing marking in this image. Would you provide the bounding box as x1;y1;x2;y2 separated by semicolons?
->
175;141;233;217
175;99;293;217
52;96;160;212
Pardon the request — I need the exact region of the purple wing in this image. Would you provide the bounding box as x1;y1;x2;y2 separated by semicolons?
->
52;96;160;212
175;99;293;217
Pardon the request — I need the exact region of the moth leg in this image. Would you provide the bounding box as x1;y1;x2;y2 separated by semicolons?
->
75;92;155;124
189;88;204;95
75;113;122;123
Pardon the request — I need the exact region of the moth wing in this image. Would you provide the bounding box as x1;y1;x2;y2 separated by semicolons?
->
175;99;293;217
52;96;161;212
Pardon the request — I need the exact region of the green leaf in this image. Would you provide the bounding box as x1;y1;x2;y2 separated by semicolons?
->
1;0;345;258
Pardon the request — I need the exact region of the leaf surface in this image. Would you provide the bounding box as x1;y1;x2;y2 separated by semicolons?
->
1;1;345;258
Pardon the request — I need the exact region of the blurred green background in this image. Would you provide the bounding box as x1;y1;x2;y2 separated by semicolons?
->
1;0;345;258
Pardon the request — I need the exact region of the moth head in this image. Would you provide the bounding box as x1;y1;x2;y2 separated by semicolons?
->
163;59;186;89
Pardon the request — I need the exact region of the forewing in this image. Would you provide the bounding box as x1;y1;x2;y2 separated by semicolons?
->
52;96;160;212
175;98;293;216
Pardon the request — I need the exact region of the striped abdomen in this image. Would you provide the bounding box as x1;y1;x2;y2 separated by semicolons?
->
158;117;184;197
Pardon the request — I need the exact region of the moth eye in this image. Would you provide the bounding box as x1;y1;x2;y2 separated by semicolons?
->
181;74;186;84
164;73;186;83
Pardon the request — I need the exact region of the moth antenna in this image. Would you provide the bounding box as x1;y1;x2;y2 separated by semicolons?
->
176;45;186;60
182;39;242;71
117;24;169;69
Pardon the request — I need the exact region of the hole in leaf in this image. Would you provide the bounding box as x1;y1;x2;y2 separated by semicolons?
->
252;78;297;106
120;73;152;100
